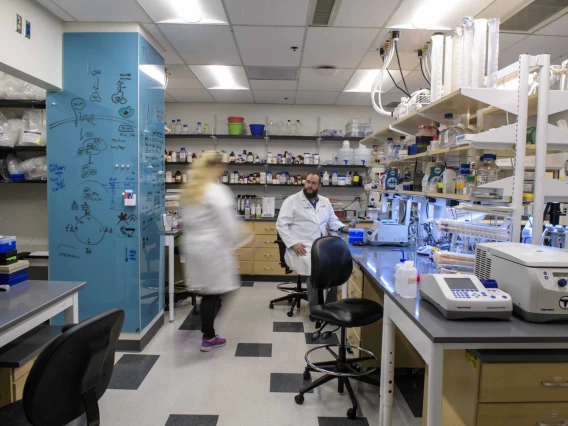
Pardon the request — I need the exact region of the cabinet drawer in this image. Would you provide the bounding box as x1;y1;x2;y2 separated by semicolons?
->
480;363;568;403
12;374;26;402
254;261;284;275
347;328;361;358
355;223;373;229
254;248;279;262
349;262;363;293
476;402;568;426
254;235;278;248
234;248;253;261
235;261;253;275
254;222;277;235
348;278;362;299
13;358;35;382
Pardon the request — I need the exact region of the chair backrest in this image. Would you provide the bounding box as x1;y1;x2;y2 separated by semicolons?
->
275;232;292;274
311;236;352;292
23;308;125;426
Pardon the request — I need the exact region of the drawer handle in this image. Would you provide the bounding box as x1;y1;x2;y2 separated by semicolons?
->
541;381;568;387
536;422;568;426
264;267;273;270
235;254;242;256
235;267;242;270
264;254;274;257
265;227;275;230
265;240;273;243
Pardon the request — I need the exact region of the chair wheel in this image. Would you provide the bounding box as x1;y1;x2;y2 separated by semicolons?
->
287;311;294;317
269;303;274;309
347;408;357;420
294;394;304;405
303;371;311;381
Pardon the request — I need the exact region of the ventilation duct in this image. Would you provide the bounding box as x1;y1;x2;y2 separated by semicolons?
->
311;0;336;26
501;0;568;33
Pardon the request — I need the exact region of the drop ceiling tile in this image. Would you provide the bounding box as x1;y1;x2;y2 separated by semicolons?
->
297;68;354;91
159;24;241;65
253;90;296;104
499;33;527;51
35;0;76;20
224;0;310;26
166;65;197;79
166;89;215;103
302;28;379;68
210;91;254;103
167;78;205;90
500;35;568;68
334;0;399;28
335;92;372;106
137;0;228;24
190;66;250;90
537;14;568;36
234;27;305;67
388;0;493;30
52;0;150;22
250;80;298;91
142;24;185;64
359;51;419;70
295;91;340;105
165;92;177;102
475;0;529;20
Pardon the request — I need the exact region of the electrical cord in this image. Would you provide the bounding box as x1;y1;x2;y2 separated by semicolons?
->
395;41;410;94
420;57;431;86
387;69;411;97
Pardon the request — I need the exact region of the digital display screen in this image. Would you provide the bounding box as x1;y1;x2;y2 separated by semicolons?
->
553;272;568;277
444;277;478;290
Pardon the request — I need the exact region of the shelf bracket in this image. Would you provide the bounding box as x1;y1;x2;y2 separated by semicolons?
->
316;137;322;154
211;135;218;151
387;125;413;139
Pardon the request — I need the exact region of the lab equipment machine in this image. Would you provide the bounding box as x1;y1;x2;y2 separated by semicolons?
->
365;220;408;246
419;274;512;320
475;242;568;322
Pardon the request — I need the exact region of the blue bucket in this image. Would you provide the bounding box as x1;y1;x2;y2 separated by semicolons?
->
249;124;265;136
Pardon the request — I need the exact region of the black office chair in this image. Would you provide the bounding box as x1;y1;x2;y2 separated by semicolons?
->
269;233;308;317
294;236;382;420
0;308;125;426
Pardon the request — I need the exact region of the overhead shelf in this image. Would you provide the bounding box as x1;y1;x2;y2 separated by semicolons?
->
0;100;46;109
165;134;364;142
0;180;47;184
0;146;47;152
164;161;367;168
366;188;512;203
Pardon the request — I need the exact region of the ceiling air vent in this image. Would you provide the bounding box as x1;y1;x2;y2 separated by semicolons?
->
311;0;336;26
246;66;298;81
501;0;568;33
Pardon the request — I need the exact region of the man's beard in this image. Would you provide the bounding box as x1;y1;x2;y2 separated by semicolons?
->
303;187;319;199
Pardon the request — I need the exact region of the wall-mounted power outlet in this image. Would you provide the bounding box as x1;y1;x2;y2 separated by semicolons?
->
15;14;22;34
25;20;31;39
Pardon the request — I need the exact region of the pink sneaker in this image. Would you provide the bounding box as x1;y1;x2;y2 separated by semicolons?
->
200;335;226;352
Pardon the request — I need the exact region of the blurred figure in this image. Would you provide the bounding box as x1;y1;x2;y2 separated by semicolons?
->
181;151;251;352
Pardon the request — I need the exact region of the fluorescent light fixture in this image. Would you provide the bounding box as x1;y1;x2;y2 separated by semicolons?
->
343;70;381;93
412;0;457;29
175;0;201;23
388;0;471;30
190;65;250;90
139;65;166;88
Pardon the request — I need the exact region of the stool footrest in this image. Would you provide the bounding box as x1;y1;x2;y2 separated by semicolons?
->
304;344;378;377
276;282;307;295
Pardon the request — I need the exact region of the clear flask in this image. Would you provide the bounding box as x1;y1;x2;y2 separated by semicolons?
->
476;154;500;186
175;119;182;134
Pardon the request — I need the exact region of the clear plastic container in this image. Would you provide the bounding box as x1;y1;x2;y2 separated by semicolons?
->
446;122;465;148
338;141;354;165
439;113;454;147
399;260;418;299
443;167;456;194
181;124;189;134
175;119;182;134
332;171;338;186
354;143;372;165
476;154;500;186
338;175;346;186
195;122;202;134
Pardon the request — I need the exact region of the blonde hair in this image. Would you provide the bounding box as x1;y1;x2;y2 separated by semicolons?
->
181;151;222;204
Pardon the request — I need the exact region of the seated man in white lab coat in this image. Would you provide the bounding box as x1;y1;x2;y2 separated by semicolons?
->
276;172;354;309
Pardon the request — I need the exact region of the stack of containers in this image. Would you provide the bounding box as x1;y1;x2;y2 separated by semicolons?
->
348;229;365;244
345;119;360;137
0;236;28;286
228;116;244;135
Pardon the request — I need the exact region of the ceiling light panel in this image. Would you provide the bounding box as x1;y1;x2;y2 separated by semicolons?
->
388;0;493;30
250;80;298;91
159;24;241;65
234;27;305;67
333;0;399;28
137;0;228;24
190;66;250;90
165;89;215;102
51;0;150;22
224;0;310;26
295;91;340;105
302;28;379;68
297;68;354;91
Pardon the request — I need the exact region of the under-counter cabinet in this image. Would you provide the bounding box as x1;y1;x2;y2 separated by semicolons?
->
426;349;568;426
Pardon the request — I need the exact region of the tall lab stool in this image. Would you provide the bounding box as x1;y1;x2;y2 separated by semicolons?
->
269;233;308;317
294;236;382;420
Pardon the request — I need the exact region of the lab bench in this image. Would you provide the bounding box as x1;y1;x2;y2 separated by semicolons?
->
338;239;568;426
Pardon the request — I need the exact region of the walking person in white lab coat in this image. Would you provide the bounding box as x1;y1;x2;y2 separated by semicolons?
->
276;173;355;309
181;152;252;352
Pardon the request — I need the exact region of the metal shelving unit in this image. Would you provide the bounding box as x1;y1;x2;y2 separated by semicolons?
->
0;100;46;109
0;146;47;153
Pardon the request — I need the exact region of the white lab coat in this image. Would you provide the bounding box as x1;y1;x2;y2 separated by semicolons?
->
181;183;252;294
276;190;345;276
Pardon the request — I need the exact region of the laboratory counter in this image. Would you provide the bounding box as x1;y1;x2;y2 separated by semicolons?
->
336;236;568;426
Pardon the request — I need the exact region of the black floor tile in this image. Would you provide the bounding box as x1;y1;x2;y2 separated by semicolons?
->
273;321;304;333
179;302;221;331
395;373;425;418
240;281;254;287
165;415;219;426
235;343;272;357
304;332;339;345
270;373;313;393
318;417;369;426
108;354;159;390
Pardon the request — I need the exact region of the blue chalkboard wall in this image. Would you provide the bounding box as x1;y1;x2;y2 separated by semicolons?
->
47;33;165;332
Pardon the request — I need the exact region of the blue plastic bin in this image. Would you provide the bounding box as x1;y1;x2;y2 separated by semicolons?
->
249;124;265;136
348;228;365;244
0;268;28;284
0;237;16;253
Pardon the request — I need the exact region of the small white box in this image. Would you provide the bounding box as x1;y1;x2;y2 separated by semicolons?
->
124;194;136;206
